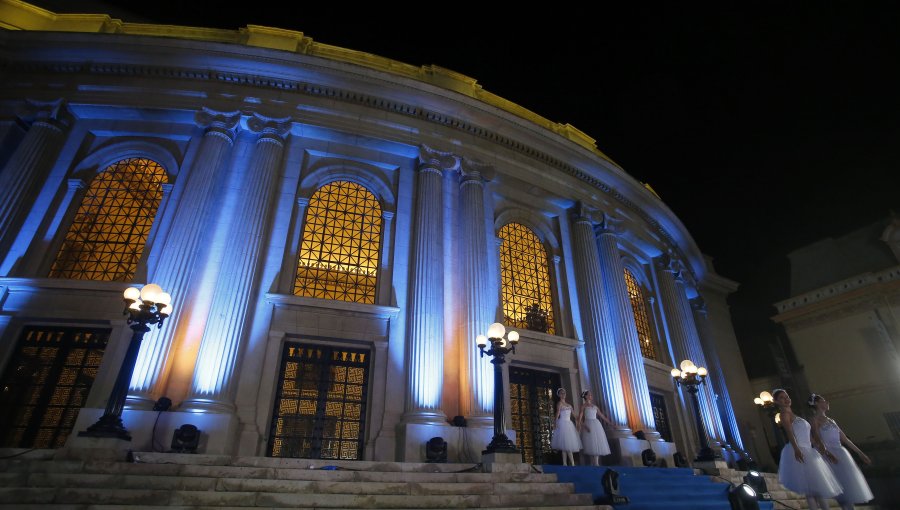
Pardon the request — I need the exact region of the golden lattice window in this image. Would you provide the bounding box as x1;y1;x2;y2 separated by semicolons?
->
294;181;382;304
49;158;167;281
498;223;555;334
625;268;658;360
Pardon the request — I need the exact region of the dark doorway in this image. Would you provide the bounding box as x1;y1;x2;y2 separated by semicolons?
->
0;326;110;448
509;366;561;464
268;342;369;460
649;392;673;442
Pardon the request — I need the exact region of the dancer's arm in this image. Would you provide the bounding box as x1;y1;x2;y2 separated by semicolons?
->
596;407;613;427
578;406;588;433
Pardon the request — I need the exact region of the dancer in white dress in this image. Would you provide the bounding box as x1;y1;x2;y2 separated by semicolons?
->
550;388;581;465
810;394;873;510
773;389;842;510
577;389;611;466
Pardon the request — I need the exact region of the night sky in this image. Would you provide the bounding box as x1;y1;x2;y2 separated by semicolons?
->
32;2;900;376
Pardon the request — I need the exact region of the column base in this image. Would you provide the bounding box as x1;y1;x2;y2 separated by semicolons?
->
78;413;132;441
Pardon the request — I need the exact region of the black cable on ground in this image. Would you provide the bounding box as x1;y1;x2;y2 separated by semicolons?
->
0;448;38;460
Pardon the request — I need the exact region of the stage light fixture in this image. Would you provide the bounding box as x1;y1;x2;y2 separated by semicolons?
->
743;470;771;500
425;436;448;463
727;483;760;510
171;424;201;453
596;468;629;505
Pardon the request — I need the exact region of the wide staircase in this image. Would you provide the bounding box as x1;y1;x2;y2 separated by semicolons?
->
0;449;612;509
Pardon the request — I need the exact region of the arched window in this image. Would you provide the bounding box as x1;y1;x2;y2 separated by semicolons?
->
49;158;167;281
294;181;382;304
498;222;555;335
624;267;658;360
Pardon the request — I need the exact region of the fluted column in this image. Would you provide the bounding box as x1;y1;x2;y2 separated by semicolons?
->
691;297;743;450
570;204;630;434
595;216;659;437
654;255;725;447
458;161;495;424
403;148;454;423
129;108;240;405
183;114;290;412
0;99;71;255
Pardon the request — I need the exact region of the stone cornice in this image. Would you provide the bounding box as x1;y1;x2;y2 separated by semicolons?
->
772;267;900;329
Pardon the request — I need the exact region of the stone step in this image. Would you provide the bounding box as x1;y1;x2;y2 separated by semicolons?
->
1;507;611;510
0;487;598;508
1;459;557;483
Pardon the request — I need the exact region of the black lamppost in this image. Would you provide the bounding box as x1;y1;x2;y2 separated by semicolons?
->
754;391;785;450
671;359;715;462
476;322;520;455
79;284;172;440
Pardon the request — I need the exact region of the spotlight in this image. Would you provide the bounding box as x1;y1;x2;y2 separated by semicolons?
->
425;436;447;463
742;470;771;500
596;468;629;505
634;430;657;467
727;483;760;510
673;451;689;468
152;397;172;412
170;424;201;453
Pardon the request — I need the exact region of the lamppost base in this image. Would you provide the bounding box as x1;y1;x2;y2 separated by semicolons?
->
694;447;716;463
482;434;519;455
78;413;132;441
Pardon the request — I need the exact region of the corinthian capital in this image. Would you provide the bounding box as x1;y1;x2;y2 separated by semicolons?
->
595;212;624;236
571;201;600;226
19;98;72;129
459;157;495;184
418;144;460;174
196;107;241;136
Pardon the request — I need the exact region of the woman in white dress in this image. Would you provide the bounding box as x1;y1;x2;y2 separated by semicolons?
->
577;389;611;466
550;388;581;466
809;393;873;510
773;388;843;510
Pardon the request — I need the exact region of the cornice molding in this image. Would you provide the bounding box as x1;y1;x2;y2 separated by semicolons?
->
774;266;900;315
0;46;697;282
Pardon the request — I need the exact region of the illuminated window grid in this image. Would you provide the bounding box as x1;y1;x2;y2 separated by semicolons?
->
625;268;658;360
268;343;369;460
498;223;556;334
294;181;382;304
650;392;673;442
509;366;560;465
0;326;109;448
49;158;167;281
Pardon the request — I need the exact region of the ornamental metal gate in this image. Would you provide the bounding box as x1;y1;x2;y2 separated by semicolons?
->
650;392;673;442
509;366;561;465
268;342;369;460
0;326;110;448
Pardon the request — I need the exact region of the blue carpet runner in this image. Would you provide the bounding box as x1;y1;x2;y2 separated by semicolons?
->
541;465;775;510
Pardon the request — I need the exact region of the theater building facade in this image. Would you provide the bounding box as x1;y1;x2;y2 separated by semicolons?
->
0;2;761;466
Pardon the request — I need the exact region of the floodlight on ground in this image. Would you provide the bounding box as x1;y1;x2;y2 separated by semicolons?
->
743;470;771;500
597;468;629;505
727;483;760;510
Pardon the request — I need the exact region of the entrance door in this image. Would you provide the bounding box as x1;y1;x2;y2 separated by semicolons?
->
650;392;673;442
268;342;369;460
0;326;109;448
509;366;561;464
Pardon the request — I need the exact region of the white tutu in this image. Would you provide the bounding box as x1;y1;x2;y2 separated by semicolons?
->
778;417;843;498
821;419;873;503
579;404;610;456
550;405;582;452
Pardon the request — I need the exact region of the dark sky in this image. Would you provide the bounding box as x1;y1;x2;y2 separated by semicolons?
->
35;2;900;376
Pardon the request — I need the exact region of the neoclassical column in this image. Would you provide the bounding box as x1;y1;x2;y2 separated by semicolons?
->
653;255;726;447
403;147;455;424
458;160;496;424
183;114;290;412
570;203;630;434
129;108;240;406
0;99;72;255
595;215;659;437
691;296;742;451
